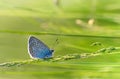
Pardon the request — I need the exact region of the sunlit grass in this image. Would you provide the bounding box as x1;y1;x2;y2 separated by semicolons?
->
0;46;119;67
0;0;120;79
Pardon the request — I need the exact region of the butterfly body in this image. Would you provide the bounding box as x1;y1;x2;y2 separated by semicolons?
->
28;36;54;59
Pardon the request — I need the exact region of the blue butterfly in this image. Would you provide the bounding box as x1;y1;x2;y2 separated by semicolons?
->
28;36;54;59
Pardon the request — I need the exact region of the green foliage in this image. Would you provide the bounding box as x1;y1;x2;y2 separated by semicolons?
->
0;0;120;79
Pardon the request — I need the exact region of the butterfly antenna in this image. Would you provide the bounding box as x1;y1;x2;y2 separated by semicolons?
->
52;38;59;50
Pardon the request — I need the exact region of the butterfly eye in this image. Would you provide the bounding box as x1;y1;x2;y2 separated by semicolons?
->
51;50;54;53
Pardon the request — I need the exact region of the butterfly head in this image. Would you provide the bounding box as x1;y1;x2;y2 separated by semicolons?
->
45;49;54;58
51;49;54;53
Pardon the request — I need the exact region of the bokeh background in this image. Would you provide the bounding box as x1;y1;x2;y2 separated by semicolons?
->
0;0;120;79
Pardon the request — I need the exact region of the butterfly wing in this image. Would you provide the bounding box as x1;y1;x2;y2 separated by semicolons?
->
28;36;53;59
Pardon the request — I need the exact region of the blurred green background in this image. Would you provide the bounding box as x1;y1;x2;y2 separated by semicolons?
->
0;0;120;79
